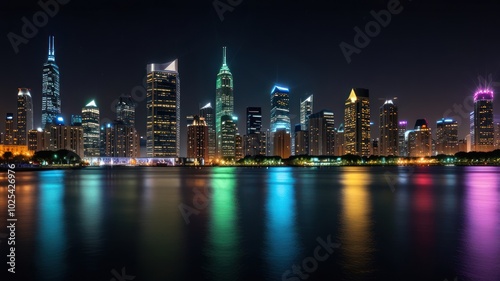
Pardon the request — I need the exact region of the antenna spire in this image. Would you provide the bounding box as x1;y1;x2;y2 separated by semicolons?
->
48;36;55;62
222;46;227;66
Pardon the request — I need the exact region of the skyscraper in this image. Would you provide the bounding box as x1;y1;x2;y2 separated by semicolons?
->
146;59;180;157
41;36;61;128
200;103;216;162
245;107;263;156
82;100;100;157
379;99;398;156
270;86;291;134
308;110;335;156
473;89;494;152
334;123;345;156
215;47;234;157
294;124;308;156
398;121;408;157
405;119;432;157
5;113;15;145
116;95;136;127
300;94;313;130
187;115;208;161
273;129;291;159
17;88;33;145
436;118;458;155
344;88;371;156
220;115;236;158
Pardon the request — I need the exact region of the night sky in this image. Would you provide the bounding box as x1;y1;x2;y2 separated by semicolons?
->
2;0;500;156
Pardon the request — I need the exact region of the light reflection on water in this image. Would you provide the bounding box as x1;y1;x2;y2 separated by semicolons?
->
0;166;499;281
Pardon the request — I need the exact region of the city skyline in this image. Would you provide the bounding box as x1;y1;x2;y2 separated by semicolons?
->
2;1;500;157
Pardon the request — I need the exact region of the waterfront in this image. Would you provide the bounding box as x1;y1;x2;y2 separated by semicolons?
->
0;166;499;281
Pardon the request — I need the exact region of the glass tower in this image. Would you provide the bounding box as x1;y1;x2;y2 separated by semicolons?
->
17;88;33;145
82;100;100;157
116;95;136;127
215;47;234;157
270;85;291;134
42;36;61;128
146;59;180;157
200;103;216;162
300;94;313;130
473;89;494;152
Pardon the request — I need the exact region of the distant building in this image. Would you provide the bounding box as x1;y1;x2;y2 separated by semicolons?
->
71;115;82;126
146;59;180;157
82;100;100;157
244;107;263;157
436;118;458;155
28;129;51;152
379;99;398;156
273;129;291;159
495;122;500;149
200;103;216;162
334;123;345;156
47;123;84;158
17;88;34;145
101;121;139;158
187;115;208;161
294;124;308;156
270;85;291;134
235;134;243;161
116;95;136;127
308;110;335;156
458;138;467;153
300;94;313;130
406;119;432;157
220;115;236;158
4;113;15;145
344;88;370;156
398;121;408;157
473;89;494;152
42;36;61;128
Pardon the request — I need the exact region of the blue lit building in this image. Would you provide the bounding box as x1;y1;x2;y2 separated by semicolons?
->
270;85;291;134
42;36;61;128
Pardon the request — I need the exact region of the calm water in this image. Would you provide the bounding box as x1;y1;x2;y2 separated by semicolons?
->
0;166;499;281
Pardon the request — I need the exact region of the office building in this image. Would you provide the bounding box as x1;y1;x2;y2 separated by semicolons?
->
273;129;291;159
41;36;61;128
300;94;313;130
436;118;458;155
146;59;180;157
5;113;15;145
200;103;216;162
473;89;494;152
405;119;432;157
379;99;398;156
344;88;371;156
82;100;100;157
16;88;33;145
101;121;140;158
294;124;308;155
116;95;136;127
398;121;408;157
308;110;335;156
215;47;234;157
270;85;291;134
334;123;345;156
220;115;236;158
186;115;208;161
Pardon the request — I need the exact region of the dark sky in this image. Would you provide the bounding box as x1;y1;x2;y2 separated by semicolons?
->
2;0;500;156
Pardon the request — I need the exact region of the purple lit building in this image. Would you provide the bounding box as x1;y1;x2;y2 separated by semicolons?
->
473;89;494;152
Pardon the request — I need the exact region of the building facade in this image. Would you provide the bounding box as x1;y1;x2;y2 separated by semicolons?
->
379;99;398;156
215;47;234;157
41;36;61;128
473;89;494;152
187;115;208;161
344;88;371;156
308;110;335;156
146;59;180;157
436;118;458;155
300;94;313;130
273;129;291;159
200;103;216;162
405;119;432;157
5;113;15;145
270;86;291;134
17;88;33;145
82;100;100;157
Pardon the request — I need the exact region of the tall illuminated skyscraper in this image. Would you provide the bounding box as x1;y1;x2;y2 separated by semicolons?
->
17;88;33;145
436;118;458;155
82;100;100;157
146;59;180;157
215;47;234;157
405;119;432;157
41;36;61;128
270;85;291;134
379;99;398;156
187;115;208;161
344;88;370;156
221;115;236;158
300;94;313;130
473;89;494;152
398;121;408;156
200;103;215;162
